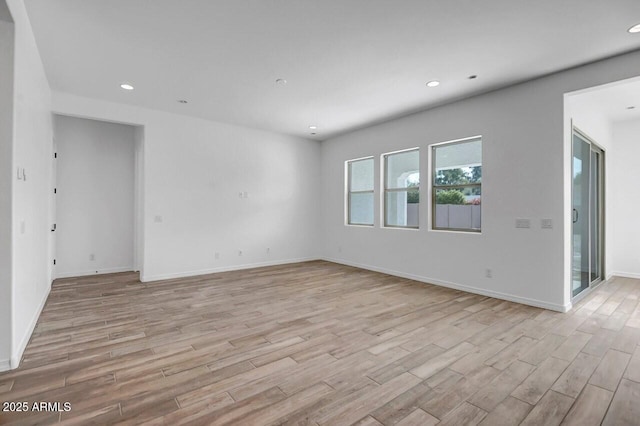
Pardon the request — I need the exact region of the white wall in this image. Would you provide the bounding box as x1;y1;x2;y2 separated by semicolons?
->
133;125;144;273
611;119;640;278
321;50;640;312
5;0;53;370
54;115;135;278
52;93;322;282
0;4;14;370
2;2;638;369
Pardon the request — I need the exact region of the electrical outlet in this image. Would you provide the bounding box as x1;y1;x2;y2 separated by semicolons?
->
238;250;243;256
214;252;220;259
338;245;342;253
515;218;530;229
89;254;95;261
154;215;163;223
541;219;553;229
485;268;493;278
266;247;270;254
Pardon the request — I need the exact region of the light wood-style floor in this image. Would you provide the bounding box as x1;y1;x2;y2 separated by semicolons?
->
1;261;639;425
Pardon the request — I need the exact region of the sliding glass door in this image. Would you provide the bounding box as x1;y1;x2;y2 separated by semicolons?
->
572;128;604;298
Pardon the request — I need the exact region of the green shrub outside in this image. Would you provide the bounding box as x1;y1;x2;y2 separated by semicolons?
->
435;189;465;205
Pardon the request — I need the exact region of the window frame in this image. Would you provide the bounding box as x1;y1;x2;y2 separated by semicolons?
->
346;156;375;226
382;147;420;229
431;136;482;233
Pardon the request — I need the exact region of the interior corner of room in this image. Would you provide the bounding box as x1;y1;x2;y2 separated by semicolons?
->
0;5;640;425
3;1;640;424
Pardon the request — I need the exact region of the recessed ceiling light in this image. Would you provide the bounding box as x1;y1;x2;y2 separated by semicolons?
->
120;83;134;91
628;23;640;33
178;100;188;104
275;78;287;85
426;80;440;87
468;75;478;80
627;106;636;109
309;125;318;130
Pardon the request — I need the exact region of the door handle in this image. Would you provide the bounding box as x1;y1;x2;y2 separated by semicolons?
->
572;209;579;224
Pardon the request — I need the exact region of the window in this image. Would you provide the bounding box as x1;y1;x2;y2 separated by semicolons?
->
383;148;419;228
432;137;482;232
346;157;374;225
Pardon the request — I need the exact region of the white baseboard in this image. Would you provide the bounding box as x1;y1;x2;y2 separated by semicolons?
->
322;257;570;313
141;257;320;282
0;359;10;372
54;266;133;279
10;282;52;369
612;271;640;280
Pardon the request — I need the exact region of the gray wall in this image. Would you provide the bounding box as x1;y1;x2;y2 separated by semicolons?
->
320;49;640;312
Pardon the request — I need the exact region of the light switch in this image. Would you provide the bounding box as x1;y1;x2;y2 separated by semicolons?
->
154;215;163;223
515;218;531;229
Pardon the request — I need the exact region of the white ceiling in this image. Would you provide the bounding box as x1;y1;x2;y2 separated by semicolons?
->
24;0;640;140
569;77;640;123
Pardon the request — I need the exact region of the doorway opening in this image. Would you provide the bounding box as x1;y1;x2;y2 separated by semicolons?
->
564;75;640;306
52;115;144;279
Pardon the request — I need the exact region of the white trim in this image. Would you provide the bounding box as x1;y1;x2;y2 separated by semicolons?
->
11;282;51;369
612;271;640;280
381;146;419;157
322;257;571;313
54;266;133;279
429;134;483;148
380;226;420;231
0;359;10;373
345;155;374;164
428;228;483;235
141;257;319;282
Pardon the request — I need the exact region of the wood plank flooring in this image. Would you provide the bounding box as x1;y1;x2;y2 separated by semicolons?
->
0;260;639;425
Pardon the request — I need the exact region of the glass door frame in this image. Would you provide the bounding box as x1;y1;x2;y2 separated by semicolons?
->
571;125;605;302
